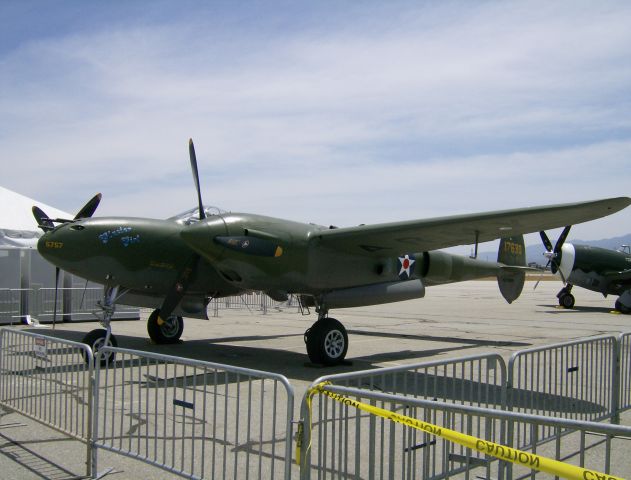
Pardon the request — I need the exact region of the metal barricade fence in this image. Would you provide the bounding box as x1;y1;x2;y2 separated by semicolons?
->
619;332;631;412
300;354;506;479
210;293;302;317
35;287;103;318
0;289;21;324
507;335;618;457
301;385;631;480
311;353;507;407
507;335;617;422
92;346;295;480
0;328;94;476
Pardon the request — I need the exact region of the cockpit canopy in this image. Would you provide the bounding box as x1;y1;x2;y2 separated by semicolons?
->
169;206;227;225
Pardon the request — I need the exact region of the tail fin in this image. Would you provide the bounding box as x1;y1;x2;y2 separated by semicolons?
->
496;235;526;304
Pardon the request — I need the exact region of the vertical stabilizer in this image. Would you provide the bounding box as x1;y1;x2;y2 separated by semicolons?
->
497;235;526;303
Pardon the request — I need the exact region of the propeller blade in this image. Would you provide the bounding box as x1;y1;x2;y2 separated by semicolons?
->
547;225;571;275
539;231;553;252
74;193;102;220
554;225;572;254
32;206;54;231
533;259;551;290
188;139;205;220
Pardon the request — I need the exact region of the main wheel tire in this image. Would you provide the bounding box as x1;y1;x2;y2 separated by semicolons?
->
615;299;631;314
305;317;348;366
147;309;184;344
82;329;118;365
559;293;575;309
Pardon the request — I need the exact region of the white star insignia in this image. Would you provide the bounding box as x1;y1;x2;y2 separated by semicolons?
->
399;254;415;278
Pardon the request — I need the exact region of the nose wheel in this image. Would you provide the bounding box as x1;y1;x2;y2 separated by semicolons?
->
82;328;118;365
304;317;348;365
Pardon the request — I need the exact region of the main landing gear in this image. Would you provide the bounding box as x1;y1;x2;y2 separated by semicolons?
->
557;284;575;309
615;300;630;314
147;309;184;344
82;286;122;365
304;312;349;366
615;291;631;314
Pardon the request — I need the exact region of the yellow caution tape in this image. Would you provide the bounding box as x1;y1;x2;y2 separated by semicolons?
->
297;382;624;480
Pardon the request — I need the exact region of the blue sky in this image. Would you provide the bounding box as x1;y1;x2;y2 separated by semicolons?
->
1;1;630;253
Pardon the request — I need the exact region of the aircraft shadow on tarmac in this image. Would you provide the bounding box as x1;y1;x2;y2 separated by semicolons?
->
27;328;530;381
21;328;607;416
540;304;617;315
347;372;607;415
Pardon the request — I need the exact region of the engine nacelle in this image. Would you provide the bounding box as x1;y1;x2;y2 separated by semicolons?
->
303;279;426;310
419;251;453;283
420;251;497;284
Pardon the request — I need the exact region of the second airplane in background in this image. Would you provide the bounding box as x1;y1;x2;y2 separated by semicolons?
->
538;228;631;313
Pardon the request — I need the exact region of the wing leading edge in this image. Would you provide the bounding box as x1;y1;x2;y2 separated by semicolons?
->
311;197;631;255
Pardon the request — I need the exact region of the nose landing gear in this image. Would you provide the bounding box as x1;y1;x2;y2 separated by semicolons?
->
82;286;124;365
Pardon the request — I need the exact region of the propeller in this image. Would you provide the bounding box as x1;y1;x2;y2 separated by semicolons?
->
189;139;206;220
32;193;102;231
534;225;571;288
156;139;206;321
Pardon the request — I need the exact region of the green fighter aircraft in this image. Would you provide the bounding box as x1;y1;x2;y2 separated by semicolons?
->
537;227;631;313
32;140;631;365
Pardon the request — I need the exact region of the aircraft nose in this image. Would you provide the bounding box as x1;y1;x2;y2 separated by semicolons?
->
180;217;228;260
37;224;75;265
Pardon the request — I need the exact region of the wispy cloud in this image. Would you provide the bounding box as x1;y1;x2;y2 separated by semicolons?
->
1;1;630;246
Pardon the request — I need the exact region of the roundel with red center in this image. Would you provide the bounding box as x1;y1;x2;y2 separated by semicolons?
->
397;254;416;280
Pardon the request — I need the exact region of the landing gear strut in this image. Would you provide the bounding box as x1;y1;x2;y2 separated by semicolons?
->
557;284;575;309
147;309;184;344
304;310;348;366
82;286;122;365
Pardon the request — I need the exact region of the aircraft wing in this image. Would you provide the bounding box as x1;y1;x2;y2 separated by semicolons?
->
311;197;631;254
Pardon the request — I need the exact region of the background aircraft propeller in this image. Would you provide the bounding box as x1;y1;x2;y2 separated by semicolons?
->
534;225;571;288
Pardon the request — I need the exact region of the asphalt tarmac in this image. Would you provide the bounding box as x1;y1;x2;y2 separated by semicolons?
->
1;279;630;478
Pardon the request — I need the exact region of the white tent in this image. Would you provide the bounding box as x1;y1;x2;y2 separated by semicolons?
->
0;186;71;248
